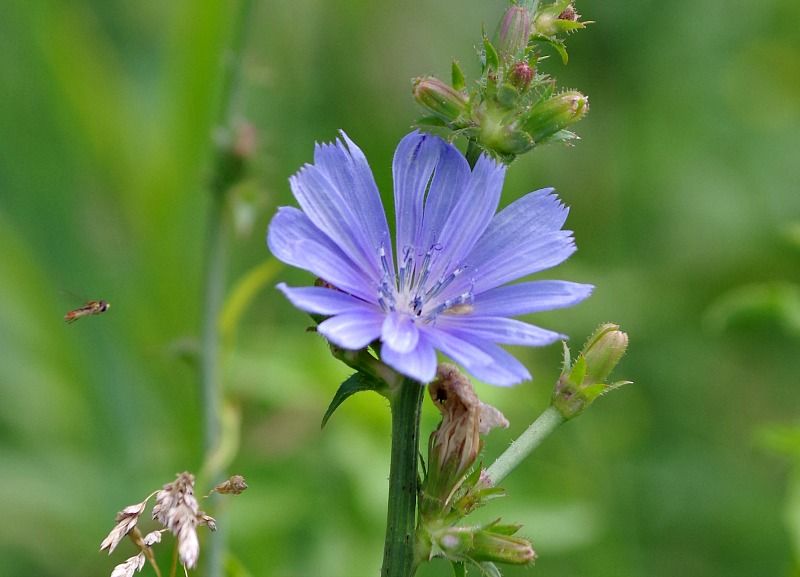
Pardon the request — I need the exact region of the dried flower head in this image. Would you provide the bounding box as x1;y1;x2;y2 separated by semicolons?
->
212;475;248;495
100;500;147;555
421;364;509;517
152;472;200;569
109;553;145;577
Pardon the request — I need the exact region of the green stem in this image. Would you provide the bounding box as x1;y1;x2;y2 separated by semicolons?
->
484;405;565;486
381;379;425;577
200;2;255;576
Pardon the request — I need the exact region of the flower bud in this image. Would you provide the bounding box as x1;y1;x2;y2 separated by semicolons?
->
412;76;469;124
495;5;531;60
471;528;536;565
582;323;629;384
524;90;588;144
423;521;535;567
552;323;630;419
509;61;534;91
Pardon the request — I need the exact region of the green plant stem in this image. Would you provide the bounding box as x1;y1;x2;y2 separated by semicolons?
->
200;3;255;577
381;379;425;577
484;405;565;486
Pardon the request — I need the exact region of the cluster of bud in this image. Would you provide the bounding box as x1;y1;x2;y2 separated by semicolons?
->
412;1;590;163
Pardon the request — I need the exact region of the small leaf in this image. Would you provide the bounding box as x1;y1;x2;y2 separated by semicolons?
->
451;561;467;577
452;60;466;91
414;115;449;128
483;36;500;71
321;371;385;428
476;561;502;577
532;34;569;64
496;84;519;108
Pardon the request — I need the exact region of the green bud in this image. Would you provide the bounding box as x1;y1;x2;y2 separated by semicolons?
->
476;105;533;158
412;76;469;124
422;521;535;567
582;323;629;384
552;323;630;419
495;5;531;60
524;90;588;144
471;528;536;565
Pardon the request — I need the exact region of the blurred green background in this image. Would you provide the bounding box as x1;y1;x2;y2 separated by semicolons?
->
1;0;799;575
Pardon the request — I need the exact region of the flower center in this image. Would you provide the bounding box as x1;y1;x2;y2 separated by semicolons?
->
377;243;474;323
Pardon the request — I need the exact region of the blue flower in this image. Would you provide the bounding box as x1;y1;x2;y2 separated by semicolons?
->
267;131;591;386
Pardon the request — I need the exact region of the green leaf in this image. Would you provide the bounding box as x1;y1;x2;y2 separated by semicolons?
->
532;34;569;64
476;561;502;577
321;371;385;428
414;115;449;128
496;84;519;108
451;561;467;577
483;36;500;72
452;60;466;91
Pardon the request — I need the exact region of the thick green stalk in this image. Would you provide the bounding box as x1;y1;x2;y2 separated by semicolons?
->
484;405;565;486
381;379;425;577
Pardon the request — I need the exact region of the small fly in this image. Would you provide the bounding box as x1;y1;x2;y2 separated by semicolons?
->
64;300;110;324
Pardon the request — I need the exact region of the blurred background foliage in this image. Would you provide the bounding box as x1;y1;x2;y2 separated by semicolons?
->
1;0;799;575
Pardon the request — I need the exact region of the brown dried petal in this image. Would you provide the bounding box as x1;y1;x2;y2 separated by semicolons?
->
109;553;145;577
100;501;147;554
478;402;509;434
213;475;248;495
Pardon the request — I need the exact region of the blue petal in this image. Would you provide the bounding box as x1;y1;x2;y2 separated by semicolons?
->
316;132;395;275
450;189;576;295
381;334;437;383
268;207;377;302
428;154;505;281
290;133;392;281
425;328;530;386
473;281;593;316
392;132;444;265
317;311;384;349
419;141;470;251
438;316;564;346
277;283;378;315
381;312;420;354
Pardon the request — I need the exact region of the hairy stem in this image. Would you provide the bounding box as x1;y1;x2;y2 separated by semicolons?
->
381;379;425;577
484;405;565;486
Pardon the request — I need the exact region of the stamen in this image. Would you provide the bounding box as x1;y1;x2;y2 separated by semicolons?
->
398;246;414;293
424;265;468;301
427;291;474;319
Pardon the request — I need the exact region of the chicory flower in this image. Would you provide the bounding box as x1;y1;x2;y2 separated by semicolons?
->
267;131;590;385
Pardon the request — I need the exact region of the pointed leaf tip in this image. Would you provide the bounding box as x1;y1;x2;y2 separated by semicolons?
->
321;371;386;428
